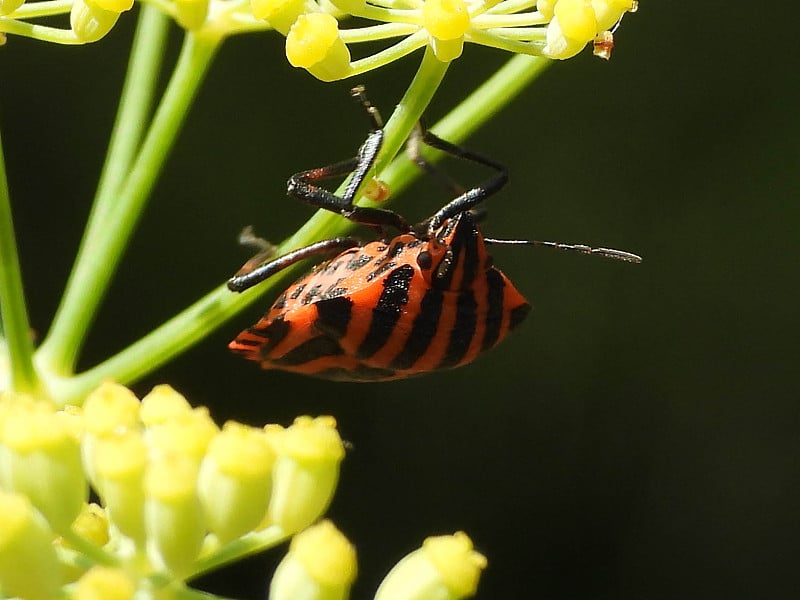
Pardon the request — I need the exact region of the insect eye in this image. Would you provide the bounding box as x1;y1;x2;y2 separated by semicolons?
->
416;250;433;270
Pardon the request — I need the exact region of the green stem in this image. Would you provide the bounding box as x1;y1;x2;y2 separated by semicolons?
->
94;5;171;223
0;130;42;394
50;52;551;406
38;30;221;378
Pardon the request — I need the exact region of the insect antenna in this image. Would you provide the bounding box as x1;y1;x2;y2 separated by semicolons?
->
483;237;642;263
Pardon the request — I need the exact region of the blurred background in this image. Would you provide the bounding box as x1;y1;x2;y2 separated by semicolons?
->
2;1;800;598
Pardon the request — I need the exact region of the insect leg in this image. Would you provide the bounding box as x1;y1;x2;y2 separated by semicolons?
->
287;116;408;234
408;124;508;236
227;238;361;292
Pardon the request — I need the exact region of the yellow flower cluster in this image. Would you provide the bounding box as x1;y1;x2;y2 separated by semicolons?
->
258;0;638;80
1;0;636;71
0;383;486;599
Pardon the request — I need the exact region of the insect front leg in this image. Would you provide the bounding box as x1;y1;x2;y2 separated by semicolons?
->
287;124;409;235
408;124;509;237
227;238;361;292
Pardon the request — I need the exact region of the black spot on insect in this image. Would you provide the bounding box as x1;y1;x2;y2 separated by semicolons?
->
322;278;348;299
416;250;432;270
272;292;288;310
302;284;323;305
289;284;306;300
407;239;424;249
346;254;374;271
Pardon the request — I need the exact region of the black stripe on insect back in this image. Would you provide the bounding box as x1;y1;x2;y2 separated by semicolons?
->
314;296;353;339
481;269;506;351
246;316;291;357
389;287;444;370
356;264;414;359
438;289;478;368
273;336;344;367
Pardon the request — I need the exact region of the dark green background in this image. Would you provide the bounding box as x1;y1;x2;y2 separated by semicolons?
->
2;1;799;598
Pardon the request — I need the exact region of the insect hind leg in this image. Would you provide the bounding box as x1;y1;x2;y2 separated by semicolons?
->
227;238;361;292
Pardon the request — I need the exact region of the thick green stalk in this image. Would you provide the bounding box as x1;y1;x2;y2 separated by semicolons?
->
38;30;221;377
0;131;42;394
93;5;171;222
51;52;551;405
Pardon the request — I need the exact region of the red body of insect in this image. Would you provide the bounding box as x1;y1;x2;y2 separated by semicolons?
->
229;212;530;381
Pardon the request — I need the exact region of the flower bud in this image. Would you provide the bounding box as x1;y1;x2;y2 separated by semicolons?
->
542;0;598;59
428;36;464;62
74;566;136;600
591;0;636;31
92;0;133;11
286;13;352;82
140;384;192;426
251;0;306;34
0;0;25;17
265;416;344;535
144;453;205;576
269;520;356;600
70;0;121;42
375;532;487;600
198;421;275;544
175;0;209;30
81;382;141;486
0;406;87;532
67;502;110;548
422;0;471;41
0;491;61;600
92;429;147;544
146;405;219;462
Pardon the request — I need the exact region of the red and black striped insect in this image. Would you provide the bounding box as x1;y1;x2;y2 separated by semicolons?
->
227;89;641;381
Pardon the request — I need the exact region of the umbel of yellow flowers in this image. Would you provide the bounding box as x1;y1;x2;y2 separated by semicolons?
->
1;0;637;78
0;383;486;599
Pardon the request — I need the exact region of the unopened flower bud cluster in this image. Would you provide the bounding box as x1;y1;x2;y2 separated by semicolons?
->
0;382;486;599
1;0;637;77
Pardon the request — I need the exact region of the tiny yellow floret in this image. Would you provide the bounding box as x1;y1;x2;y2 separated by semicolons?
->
286;13;343;68
265;416;344;534
198;422;275;542
75;566;135;600
0;491;61;600
1;408;87;531
375;531;486;600
0;0;25;17
91;0;133;12
271;415;345;463
145;453;198;502
591;0;636;31
140;384;192;426
270;520;356;600
145;454;205;575
175;0;209;31
423;532;487;598
70;503;110;548
291;520;357;587
146;406;219;461
209;421;275;478
251;0;305;32
554;0;596;42
422;0;471;41
82;381;140;436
